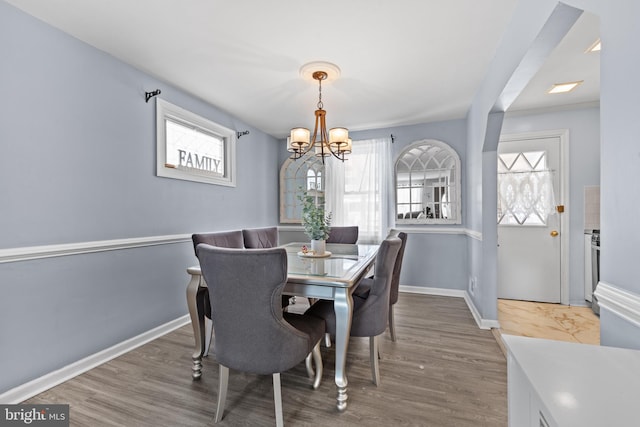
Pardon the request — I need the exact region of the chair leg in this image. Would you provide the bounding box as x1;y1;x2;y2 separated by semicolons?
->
214;365;229;423
369;335;381;386
304;341;324;389
324;332;332;348
204;317;215;356
311;341;323;389
305;352;314;380
272;373;284;427
389;304;397;342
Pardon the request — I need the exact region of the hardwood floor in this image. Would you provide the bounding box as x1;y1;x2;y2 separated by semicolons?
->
25;295;507;426
497;299;600;345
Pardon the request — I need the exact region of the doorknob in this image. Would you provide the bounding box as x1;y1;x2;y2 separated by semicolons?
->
550;230;559;237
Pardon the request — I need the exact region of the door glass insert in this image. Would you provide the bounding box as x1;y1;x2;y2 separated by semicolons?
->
497;151;556;226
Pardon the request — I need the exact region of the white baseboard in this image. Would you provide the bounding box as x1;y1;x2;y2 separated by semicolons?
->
400;285;466;298
399;285;499;330
595;281;640;328
463;293;500;330
0;315;190;404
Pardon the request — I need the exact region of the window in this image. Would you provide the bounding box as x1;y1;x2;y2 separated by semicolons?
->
279;151;325;223
156;98;236;186
325;137;392;243
279;137;392;242
395;139;461;224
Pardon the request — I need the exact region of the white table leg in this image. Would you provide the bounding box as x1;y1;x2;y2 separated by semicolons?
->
333;288;353;411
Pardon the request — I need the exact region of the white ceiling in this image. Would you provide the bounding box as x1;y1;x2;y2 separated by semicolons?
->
6;0;600;138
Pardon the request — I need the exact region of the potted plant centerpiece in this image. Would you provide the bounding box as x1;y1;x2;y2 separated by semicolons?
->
299;189;332;255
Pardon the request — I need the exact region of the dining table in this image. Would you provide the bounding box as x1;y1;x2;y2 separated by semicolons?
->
185;241;379;411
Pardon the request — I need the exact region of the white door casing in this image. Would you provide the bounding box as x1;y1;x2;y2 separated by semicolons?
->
497;130;569;304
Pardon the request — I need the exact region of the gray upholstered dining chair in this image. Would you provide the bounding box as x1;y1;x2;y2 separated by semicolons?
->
197;244;325;426
191;230;245;354
241;226;293;308
192;231;246;317
353;230;408;341
192;230;245;251
325;226;359;243
306;236;401;386
242;226;278;249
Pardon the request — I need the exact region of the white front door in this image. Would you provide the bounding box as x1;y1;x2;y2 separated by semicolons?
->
497;134;563;303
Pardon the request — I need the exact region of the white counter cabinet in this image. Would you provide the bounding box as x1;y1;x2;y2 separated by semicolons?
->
503;335;640;427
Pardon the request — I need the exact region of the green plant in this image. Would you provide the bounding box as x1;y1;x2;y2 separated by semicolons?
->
298;189;332;241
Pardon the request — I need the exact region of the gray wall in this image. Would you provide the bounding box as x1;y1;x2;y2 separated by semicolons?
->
502;106;601;305
0;1;279;393
279;119;470;291
470;0;640;348
590;0;640;347
466;0;562;320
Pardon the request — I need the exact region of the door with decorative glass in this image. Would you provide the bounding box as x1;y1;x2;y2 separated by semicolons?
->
497;135;562;303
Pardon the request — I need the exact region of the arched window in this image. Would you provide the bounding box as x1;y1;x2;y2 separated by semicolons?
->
280;152;325;223
395;139;461;224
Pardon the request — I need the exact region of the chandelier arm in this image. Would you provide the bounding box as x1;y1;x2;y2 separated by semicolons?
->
329;149;345;161
294;108;323;158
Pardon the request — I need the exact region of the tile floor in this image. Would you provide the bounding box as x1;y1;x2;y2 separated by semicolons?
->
497;299;600;345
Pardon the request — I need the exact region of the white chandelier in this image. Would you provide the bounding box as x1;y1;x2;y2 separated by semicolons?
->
288;63;351;163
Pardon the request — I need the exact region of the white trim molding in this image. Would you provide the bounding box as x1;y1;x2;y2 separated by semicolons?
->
0;234;191;264
464;229;483;241
395;227;465;235
463;293;501;330
280;225;483;240
595;281;640;328
1;228;481;264
399;285;499;330
400;285;467;298
0;315;190;404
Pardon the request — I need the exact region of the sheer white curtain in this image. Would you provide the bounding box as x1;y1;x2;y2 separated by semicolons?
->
325;137;392;243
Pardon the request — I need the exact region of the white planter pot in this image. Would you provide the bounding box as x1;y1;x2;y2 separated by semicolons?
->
311;239;326;255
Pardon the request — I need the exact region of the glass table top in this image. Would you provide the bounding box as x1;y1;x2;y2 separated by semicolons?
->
283;242;378;284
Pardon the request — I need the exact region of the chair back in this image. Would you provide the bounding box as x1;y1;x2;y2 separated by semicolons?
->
350;236;401;337
196;245;312;375
242;226;278;248
326;226;359;244
191;230;244;255
387;230;408;306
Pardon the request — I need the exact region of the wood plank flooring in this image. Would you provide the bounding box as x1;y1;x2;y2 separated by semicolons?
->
25;294;507;426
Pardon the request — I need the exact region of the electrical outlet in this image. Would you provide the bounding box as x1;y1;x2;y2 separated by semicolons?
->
469;276;477;295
